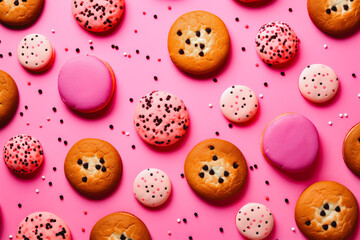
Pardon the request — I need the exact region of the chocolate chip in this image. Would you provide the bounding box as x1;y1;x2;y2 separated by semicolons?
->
100;158;105;164
95;165;101;170
331;6;337;11
77;159;83;165
322;224;328;231
82;177;87;182
205;28;211;34
218;177;224;183
83;163;89;169
209;145;214;150
185;39;190;44
199;172;204;178
177;30;182;36
199;51;204;57
179;49;184;55
212;155;218;161
344;5;349;10
196;31;201;37
320;210;326;216
335;206;340;212
202;165;209;171
209;169;215;175
224;171;229;177
101;166;106;172
323;203;329;209
233;163;239;169
305;221;311;226
200;43;205;49
326;9;331;14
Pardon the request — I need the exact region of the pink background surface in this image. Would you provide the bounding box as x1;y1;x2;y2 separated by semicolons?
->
1;0;360;239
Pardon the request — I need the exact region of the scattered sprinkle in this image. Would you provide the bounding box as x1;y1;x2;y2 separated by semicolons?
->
250;166;254;170
49;182;53;186
177;219;181;223
60;195;64;200
181;173;184;178
53;167;57;171
64;141;68;145
76;48;80;53
339;114;343;118
289;8;293;12
168;6;172;10
324;44;328;49
9;235;13;239
194;212;198;217
82;228;85;232
254;164;258;169
241;47;246;52
51;29;55;33
215;131;219;136
39;124;43;128
89;40;93;44
352;73;356;78
109;124;114;130
168;231;171;235
154;76;158;81
213;78;218;83
84;211;88;215
235;17;239;22
264;82;268;87
228;123;233;128
131;145;136;149
18;203;22;208
42;176;45;180
183;218;187;223
208;104;213;108
265;180;269;185
219;227;224;233
285;198;289;203
291;227;296;232
189;236;193;240
328;121;333;126
265;196;269;201
259;94;263;98
154;14;158;19
38;89;43;94
281;72;285;76
245;24;249;29
125;132;130;136
52;107;57;112
344;113;348;118
35;189;39;194
146;55;150;60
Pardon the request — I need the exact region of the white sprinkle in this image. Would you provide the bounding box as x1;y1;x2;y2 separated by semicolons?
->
344;113;348;118
47;117;50;121
125;132;130;136
358;93;360;98
291;227;295;232
328;121;333;126
89;40;93;44
324;44;328;49
42;176;45;180
168;231;172;235
259;94;263;99
123;52;127;56
177;219;181;223
9;235;13;239
35;189;39;193
209;104;213;108
51;29;55;33
339;114;343;118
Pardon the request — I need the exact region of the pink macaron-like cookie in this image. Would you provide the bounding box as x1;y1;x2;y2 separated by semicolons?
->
236;203;274;240
261;113;319;172
72;0;125;32
3;134;44;175
133;168;172;208
58;55;116;113
17;34;55;72
255;21;299;65
134;91;189;147
220;85;258;123
299;64;339;104
16;211;71;240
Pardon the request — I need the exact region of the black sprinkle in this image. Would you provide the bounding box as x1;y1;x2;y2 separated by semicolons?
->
153;14;157;19
228;124;233;128
8;52;12;56
18;203;22;208
194;212;198;217
289;8;293;12
235;17;239;22
181;173;184;178
38;89;43;94
131;145;136;149
20;112;23;116
213;78;218;83
146;55;150;60
109;124;114;129
250;166;253;170
53;167;57;171
129;98;134;102
58;138;62;142
285;198;289;203
215;131;219;136
60;119;64;124
219;227;223;232
154;76;158;81
59;195;64;200
281;72;285;76
254;164;258;169
64;141;68;145
264;82;268;87
183;218;187;223
76;48;80;53
242;47;246;52
265;180;269;185
49;182;53;186
52;107;57;112
352;73;356;78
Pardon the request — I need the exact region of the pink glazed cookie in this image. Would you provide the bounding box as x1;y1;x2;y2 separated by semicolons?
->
261;113;319;172
255;21;299;65
16;211;71;239
58;55;116;113
236;203;274;240
72;0;125;32
220;85;258;123
3;134;44;175
133;168;171;207
134;91;189;147
299;64;339;104
17;34;55;72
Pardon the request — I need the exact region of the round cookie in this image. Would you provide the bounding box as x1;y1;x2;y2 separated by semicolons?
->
90;212;151;240
0;0;44;28
58;55;116;113
236;203;274;240
0;70;19;128
3;134;44;175
184;139;248;201
299;64;339;104
261;113;319;172
295;181;359;240
343;122;360;177
16;211;71;240
168;10;230;75
220;85;259;123
17;33;55;72
64;138;122;198
133;168;171;208
72;0;125;32
134;91;189;147
255;21;299;65
308;0;360;35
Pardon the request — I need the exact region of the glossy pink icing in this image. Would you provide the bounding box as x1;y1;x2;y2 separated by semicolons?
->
299;64;339;103
261;113;319;172
16;212;71;240
3;134;44;175
134;91;189;146
71;0;125;32
236;203;274;240
255;21;299;65
58;55;115;113
17;33;54;71
220;85;258;123
133;168;171;207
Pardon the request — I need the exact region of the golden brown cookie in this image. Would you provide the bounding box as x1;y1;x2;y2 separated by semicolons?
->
343;122;360;177
295;181;359;240
64;138;122;198
0;70;19;128
184;139;247;201
307;0;360;35
90;212;151;240
167;11;230;76
0;0;44;28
